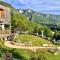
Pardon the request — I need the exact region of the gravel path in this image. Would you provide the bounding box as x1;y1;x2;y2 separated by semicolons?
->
4;41;55;51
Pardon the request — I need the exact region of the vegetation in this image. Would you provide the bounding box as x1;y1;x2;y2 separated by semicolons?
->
0;1;52;37
52;31;60;45
21;9;60;26
14;34;52;46
0;39;60;60
0;1;60;60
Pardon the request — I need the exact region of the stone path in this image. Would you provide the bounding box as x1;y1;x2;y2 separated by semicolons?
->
4;41;55;51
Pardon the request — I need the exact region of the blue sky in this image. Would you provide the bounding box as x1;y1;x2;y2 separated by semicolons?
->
1;0;60;15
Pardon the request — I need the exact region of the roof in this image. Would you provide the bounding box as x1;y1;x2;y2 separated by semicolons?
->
0;4;10;10
0;5;6;9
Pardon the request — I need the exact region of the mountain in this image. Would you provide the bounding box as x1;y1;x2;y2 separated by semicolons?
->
18;9;60;26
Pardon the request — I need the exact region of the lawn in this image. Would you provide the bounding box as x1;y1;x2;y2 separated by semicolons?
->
0;35;60;60
45;52;60;60
13;34;53;46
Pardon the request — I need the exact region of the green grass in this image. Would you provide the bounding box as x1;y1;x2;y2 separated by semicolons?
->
14;34;52;46
45;52;60;60
12;49;34;60
0;39;60;60
12;49;60;60
0;40;33;60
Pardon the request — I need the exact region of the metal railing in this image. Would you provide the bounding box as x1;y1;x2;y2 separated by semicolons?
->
0;29;11;34
0;19;5;22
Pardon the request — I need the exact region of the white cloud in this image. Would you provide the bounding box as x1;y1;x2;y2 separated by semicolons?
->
18;0;30;4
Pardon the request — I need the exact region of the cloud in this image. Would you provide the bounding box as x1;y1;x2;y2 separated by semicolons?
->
2;0;60;15
18;0;30;4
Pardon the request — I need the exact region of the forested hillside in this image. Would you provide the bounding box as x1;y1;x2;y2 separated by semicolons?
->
18;9;60;26
0;1;52;36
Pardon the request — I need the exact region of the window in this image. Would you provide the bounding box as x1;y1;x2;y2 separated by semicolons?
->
0;9;4;18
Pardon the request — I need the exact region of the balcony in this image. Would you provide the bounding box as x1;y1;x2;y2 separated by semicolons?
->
0;30;11;34
0;19;5;22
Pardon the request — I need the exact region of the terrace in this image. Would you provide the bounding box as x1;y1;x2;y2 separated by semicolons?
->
0;5;11;39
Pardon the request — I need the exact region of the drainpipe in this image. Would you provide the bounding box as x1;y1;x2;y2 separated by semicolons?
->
2;24;4;30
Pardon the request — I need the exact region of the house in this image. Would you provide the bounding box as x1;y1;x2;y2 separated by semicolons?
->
0;5;11;39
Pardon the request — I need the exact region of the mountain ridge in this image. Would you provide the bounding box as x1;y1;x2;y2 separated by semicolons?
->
18;9;60;26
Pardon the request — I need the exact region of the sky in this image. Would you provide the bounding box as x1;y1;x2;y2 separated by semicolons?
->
1;0;60;15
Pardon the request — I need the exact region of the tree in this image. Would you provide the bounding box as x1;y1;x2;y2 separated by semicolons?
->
44;26;52;37
52;31;60;44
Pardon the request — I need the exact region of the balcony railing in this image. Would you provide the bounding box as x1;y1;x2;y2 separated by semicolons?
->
0;19;5;22
0;30;11;34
